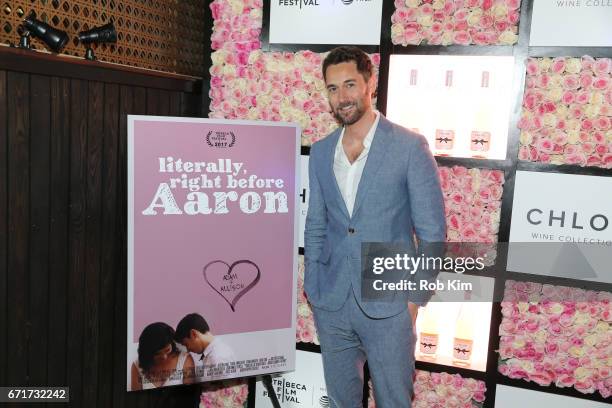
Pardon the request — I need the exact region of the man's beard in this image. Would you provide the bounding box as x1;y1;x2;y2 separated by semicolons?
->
332;101;366;125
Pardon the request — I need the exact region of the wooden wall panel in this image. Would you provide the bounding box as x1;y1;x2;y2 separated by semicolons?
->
6;71;29;387
66;77;88;405
0;70;7;389
1;49;201;406
97;82;120;408
47;76;71;386
28;74;51;386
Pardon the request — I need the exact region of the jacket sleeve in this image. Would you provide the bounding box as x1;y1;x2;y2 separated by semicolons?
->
304;143;328;275
406;134;447;306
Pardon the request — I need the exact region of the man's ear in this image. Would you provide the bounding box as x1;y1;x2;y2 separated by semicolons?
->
368;75;377;97
189;328;198;339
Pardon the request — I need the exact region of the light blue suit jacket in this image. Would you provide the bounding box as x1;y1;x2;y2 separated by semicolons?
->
304;115;446;318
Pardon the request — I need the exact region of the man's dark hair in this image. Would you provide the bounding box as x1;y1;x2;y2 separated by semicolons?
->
175;313;210;341
322;46;373;82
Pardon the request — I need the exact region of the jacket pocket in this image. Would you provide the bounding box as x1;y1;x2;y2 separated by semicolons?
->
318;243;332;265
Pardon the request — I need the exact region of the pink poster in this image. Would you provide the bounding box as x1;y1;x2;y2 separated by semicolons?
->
127;116;299;391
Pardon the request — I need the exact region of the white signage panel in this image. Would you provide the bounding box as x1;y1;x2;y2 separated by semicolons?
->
270;0;383;45
530;0;612;47
508;171;612;283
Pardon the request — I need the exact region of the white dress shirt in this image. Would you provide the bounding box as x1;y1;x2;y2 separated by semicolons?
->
333;111;380;217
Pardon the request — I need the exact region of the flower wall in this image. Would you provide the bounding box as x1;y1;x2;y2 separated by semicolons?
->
368;371;487;407
518;57;612;168
199;379;249;408
391;0;521;46
207;1;609;405
297;255;319;345
499;280;612;398
440;166;504;243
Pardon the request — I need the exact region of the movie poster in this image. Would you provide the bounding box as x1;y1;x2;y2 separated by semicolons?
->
127;116;300;391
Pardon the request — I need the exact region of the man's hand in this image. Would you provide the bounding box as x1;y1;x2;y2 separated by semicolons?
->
408;302;419;326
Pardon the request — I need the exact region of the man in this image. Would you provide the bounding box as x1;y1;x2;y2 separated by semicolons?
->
174;313;235;379
304;46;446;407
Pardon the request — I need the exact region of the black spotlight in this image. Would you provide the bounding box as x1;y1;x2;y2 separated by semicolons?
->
20;12;69;53
78;23;117;61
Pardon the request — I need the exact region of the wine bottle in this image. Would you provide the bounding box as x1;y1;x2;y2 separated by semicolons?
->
418;304;439;358
453;304;474;366
470;70;492;158
435;69;456;155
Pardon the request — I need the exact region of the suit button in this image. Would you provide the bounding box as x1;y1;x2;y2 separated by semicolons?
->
348;228;355;234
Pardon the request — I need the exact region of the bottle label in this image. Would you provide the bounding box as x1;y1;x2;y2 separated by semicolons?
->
419;333;438;355
435;129;455;150
453;337;473;360
470;131;490;152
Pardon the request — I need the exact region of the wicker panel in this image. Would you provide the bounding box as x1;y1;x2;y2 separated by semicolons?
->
1;0;205;76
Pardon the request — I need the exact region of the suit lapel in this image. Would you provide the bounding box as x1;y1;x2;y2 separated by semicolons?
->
351;116;392;218
324;129;351;220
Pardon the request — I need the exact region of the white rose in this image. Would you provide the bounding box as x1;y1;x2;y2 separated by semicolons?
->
589;91;604;105
566;58;582;74
222;64;236;76
491;4;509;18
543;113;557;127
248;49;263;65
432;0;445;10
467;10;483;26
417;14;434;27
391;23;405;38
584;104;600;118
539;58;552;72
499;30;518;45
520;131;533;145
547;86;563;102
211;50;228;66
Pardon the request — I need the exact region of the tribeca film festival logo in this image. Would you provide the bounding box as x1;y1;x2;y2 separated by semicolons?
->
277;0;372;9
263;377;328;405
205;130;235;149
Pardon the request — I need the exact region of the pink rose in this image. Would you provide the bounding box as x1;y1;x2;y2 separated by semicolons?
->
495;20;509;32
561;91;575;104
421;4;434;14
594;117;610;131
453;31;471;45
507;10;520;25
592;76;609;90
536;73;550;88
575;91;590;104
595;144;608;155
593;58;611;75
579;73;593;89
563;75;580;90
552;57;566;74
582;55;595;71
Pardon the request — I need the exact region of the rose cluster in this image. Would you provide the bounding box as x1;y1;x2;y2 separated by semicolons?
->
439;166;504;243
368;371;487;407
498;280;612;398
518;57;612;168
296;255;320;345
199;379;249;408
391;0;521;46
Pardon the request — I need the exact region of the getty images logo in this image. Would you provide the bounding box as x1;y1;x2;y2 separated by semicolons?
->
341;0;353;4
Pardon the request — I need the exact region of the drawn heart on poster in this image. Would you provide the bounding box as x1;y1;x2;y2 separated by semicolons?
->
203;260;261;312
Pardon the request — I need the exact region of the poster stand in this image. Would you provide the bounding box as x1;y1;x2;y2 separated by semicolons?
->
262;374;281;408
